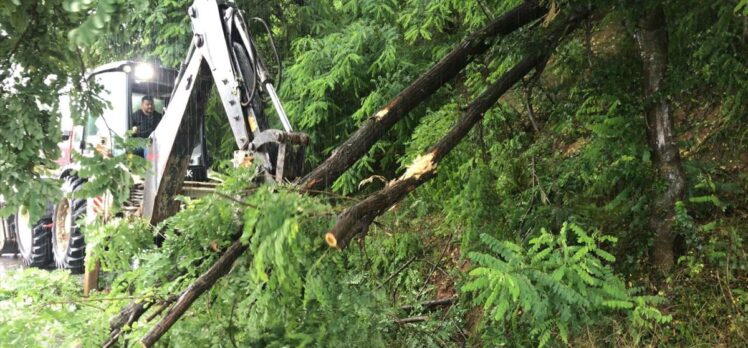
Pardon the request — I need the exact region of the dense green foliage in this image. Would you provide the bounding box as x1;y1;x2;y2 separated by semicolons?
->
464;223;670;346
2;0;748;346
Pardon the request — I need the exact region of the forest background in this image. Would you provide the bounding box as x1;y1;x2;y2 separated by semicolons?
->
1;0;747;346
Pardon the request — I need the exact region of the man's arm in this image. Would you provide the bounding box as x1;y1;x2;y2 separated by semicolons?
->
130;111;144;138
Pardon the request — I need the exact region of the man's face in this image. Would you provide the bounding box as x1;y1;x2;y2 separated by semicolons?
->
141;100;154;115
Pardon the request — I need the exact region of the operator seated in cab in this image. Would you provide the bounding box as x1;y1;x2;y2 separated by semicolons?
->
130;95;163;157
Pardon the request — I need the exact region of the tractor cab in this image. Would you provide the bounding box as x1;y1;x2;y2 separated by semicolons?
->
62;61;209;180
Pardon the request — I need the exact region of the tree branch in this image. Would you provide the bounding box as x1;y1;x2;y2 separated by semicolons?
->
394;315;430;324
104;301;153;348
401;296;457;312
139;236;248;347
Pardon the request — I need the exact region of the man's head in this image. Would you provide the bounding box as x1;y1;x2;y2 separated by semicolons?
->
141;95;155;115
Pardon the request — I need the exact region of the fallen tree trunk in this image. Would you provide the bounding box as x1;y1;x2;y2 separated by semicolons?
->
299;0;547;191
325;54;546;249
325;12;588;249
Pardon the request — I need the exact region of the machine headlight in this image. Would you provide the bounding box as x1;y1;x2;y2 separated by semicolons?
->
134;63;155;81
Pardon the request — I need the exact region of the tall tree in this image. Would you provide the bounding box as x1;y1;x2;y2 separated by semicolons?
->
636;5;686;274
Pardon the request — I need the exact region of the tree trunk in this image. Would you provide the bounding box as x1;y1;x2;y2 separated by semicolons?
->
636;6;687;275
299;1;547;190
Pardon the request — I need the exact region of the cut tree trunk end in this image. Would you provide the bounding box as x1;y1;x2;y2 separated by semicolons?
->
299;0;548;191
636;6;687;276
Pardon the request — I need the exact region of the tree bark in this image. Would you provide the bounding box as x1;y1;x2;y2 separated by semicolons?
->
299;1;547;191
636;6;687;274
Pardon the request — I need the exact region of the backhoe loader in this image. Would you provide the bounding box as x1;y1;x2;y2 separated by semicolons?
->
5;0;306;281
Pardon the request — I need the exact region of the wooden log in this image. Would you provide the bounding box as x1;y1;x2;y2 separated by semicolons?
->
299;1;547;191
394;315;430;324
401;296;457;312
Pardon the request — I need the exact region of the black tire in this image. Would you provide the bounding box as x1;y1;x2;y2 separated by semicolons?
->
12;204;54;268
52;177;86;274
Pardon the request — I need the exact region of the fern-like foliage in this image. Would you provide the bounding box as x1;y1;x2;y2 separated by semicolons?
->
463;222;671;346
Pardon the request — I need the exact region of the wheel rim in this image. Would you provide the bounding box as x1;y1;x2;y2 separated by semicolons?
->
54;199;72;255
16;208;33;254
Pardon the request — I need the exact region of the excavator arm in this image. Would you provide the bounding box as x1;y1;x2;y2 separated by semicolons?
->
142;0;306;224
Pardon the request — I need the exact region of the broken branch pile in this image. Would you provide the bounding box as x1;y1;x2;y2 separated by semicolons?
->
105;2;593;345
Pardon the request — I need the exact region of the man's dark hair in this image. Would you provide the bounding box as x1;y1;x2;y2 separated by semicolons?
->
142;95;154;103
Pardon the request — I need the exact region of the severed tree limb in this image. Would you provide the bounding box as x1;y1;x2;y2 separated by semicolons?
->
104;228;249;347
299;0;547;191
401;296;457;312
325;12;588;250
104;300;153;348
138;237;248;347
394;315;430;324
325;53;547;249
